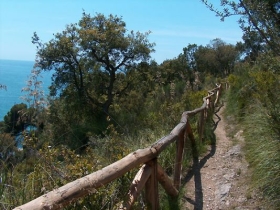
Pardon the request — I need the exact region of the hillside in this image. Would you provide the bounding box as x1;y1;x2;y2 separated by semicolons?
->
2;1;280;208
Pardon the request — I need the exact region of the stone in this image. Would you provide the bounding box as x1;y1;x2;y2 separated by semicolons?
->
216;183;231;201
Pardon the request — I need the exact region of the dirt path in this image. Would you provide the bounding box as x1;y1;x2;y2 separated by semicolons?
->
182;106;262;210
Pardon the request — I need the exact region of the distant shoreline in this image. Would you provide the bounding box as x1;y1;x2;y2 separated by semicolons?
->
0;59;34;62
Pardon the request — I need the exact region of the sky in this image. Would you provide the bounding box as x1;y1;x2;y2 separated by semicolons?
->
0;0;243;64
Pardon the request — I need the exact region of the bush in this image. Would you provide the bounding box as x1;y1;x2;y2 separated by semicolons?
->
226;55;280;208
243;104;280;209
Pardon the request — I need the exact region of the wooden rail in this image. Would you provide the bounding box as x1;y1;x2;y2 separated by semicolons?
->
14;84;223;210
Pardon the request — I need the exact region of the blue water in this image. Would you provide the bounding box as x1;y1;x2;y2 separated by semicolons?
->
15;125;37;149
0;59;53;121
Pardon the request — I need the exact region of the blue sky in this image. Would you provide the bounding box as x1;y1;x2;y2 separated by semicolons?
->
0;0;243;64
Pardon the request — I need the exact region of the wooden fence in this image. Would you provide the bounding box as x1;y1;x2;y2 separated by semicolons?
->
14;84;223;210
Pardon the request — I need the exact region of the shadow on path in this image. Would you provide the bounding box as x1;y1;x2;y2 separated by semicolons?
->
182;107;222;210
182;144;216;210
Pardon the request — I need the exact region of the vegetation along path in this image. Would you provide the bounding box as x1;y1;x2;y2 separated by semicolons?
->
183;105;262;210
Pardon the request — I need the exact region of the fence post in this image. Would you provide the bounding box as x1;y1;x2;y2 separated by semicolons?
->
186;121;198;158
197;107;206;143
174;127;185;189
214;85;221;106
124;164;152;209
145;159;159;210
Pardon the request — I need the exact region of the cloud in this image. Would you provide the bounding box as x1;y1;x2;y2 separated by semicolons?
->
151;27;242;44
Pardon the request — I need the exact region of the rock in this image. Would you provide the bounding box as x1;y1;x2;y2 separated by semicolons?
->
237;196;247;203
223;172;235;180
234;130;244;141
226;145;241;157
216;183;231;201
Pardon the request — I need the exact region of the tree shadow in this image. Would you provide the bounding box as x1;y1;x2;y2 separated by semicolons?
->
182;144;216;210
182;108;222;210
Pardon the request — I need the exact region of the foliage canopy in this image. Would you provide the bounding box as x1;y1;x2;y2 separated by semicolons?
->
32;12;155;117
202;0;280;59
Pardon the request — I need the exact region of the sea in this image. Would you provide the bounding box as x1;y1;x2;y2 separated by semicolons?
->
0;59;53;121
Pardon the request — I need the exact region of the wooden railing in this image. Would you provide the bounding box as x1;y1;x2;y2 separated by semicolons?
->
14;84;223;210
